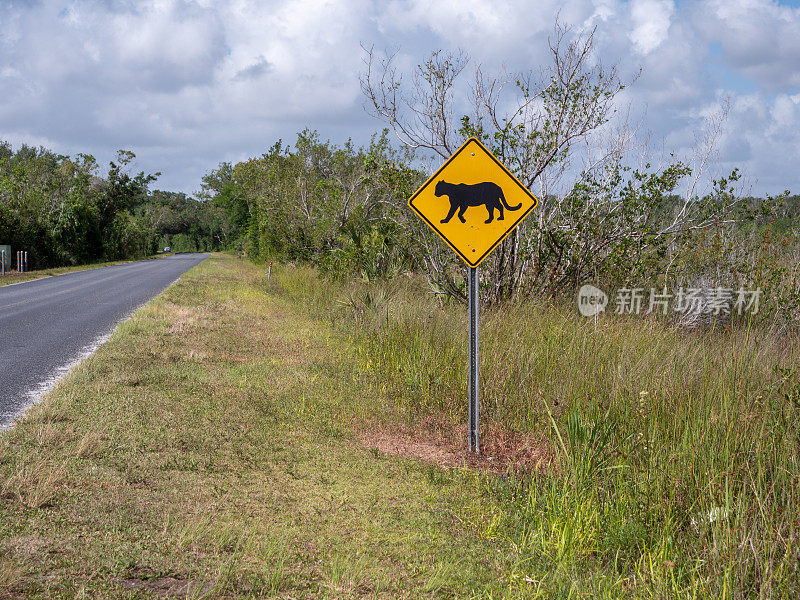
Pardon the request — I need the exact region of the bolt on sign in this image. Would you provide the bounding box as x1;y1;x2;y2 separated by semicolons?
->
408;137;539;267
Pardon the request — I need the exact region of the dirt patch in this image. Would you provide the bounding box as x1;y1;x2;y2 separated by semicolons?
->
357;413;556;474
360;425;463;466
163;305;201;335
482;423;559;474
115;568;214;598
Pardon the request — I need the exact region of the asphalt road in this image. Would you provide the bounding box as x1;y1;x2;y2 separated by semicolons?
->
0;254;209;428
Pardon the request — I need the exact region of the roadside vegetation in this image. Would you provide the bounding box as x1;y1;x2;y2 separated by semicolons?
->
2;254;797;598
0;144;226;271
276;262;800;598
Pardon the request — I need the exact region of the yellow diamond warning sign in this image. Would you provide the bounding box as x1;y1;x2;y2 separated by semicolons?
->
408;137;539;267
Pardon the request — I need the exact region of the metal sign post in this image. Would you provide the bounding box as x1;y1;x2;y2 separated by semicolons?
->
468;266;480;453
406;137;539;454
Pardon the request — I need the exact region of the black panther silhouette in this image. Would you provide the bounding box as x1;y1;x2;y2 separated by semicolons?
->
434;180;522;224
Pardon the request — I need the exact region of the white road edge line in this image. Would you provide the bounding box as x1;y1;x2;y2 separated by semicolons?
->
0;330;114;433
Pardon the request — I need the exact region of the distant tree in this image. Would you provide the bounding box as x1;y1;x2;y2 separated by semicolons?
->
0;142;215;268
199;161;250;245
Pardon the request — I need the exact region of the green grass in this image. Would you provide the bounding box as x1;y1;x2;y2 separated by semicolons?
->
273;265;800;599
2;255;798;598
0;254;508;599
0;253;173;287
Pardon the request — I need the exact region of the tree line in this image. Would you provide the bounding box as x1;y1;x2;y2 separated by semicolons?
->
0;143;228;268
197;127;798;321
5;122;798;326
198;130;421;280
3;24;798;325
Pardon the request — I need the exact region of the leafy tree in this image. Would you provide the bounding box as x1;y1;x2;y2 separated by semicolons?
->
0;142;228;269
203;130;420;278
199;161;249;246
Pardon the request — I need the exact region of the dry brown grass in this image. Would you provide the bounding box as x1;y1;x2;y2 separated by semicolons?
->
0;557;23;598
74;429;105;459
0;559;22;596
0;460;66;509
358;414;556;474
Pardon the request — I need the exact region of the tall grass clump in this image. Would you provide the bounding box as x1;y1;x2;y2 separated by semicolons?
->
272;263;800;598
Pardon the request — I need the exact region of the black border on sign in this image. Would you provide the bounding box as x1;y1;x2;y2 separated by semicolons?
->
407;137;539;267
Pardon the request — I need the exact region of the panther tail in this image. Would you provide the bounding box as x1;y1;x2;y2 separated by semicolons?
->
499;189;522;211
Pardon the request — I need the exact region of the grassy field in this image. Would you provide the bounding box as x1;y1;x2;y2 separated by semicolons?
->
1;254;798;598
0;254;510;599
0;254;173;287
274;265;800;598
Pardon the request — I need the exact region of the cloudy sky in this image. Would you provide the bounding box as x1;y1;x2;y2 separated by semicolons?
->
1;0;799;197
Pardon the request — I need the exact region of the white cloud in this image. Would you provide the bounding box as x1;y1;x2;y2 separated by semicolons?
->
377;0;601;64
727;92;800;192
629;0;675;55
694;0;800;92
0;0;797;196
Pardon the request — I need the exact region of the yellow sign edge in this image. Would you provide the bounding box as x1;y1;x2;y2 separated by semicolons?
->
407;137;540;267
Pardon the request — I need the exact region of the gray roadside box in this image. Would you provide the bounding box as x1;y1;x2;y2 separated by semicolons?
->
0;245;10;270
